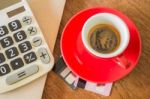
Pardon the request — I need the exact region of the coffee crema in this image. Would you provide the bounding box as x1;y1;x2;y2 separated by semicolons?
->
88;24;121;54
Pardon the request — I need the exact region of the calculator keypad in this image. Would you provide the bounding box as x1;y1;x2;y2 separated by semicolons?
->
8;20;22;32
1;36;14;48
0;26;9;37
0;14;51;88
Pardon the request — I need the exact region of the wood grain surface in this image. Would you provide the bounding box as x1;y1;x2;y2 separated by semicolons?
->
42;0;150;99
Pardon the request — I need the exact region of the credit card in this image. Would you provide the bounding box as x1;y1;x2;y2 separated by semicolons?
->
53;56;77;89
74;78;113;96
53;56;113;96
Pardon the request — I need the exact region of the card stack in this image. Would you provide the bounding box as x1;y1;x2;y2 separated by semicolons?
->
53;56;113;96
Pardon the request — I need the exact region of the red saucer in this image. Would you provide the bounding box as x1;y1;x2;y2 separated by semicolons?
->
61;7;141;83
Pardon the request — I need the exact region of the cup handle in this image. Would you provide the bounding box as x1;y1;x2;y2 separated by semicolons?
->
113;55;131;69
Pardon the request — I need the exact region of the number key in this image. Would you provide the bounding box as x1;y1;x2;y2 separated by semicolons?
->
0;26;9;37
5;47;19;59
0;53;5;64
18;41;32;53
0;36;14;48
0;64;11;76
8;20;22;32
13;30;27;42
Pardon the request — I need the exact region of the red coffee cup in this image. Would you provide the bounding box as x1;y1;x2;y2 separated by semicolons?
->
61;7;141;83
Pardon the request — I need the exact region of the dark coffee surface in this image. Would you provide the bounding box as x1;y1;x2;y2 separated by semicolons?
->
89;24;120;54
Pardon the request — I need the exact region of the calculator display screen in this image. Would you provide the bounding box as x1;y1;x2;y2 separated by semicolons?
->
0;0;21;10
7;6;25;18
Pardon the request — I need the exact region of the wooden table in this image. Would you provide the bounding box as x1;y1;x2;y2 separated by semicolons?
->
42;0;150;99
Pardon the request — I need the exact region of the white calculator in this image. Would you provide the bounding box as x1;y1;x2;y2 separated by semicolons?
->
0;0;54;93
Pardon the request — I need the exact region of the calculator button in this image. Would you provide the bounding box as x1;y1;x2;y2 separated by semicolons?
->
6;65;39;85
0;64;11;76
0;26;9;37
27;26;37;36
0;36;14;48
5;47;19;59
18;41;32;53
13;30;27;42
0;53;5;64
22;16;32;25
32;37;42;47
24;52;37;64
38;48;50;64
10;58;24;70
8;20;22;32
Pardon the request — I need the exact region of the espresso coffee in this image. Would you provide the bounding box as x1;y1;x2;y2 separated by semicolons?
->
88;24;120;54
